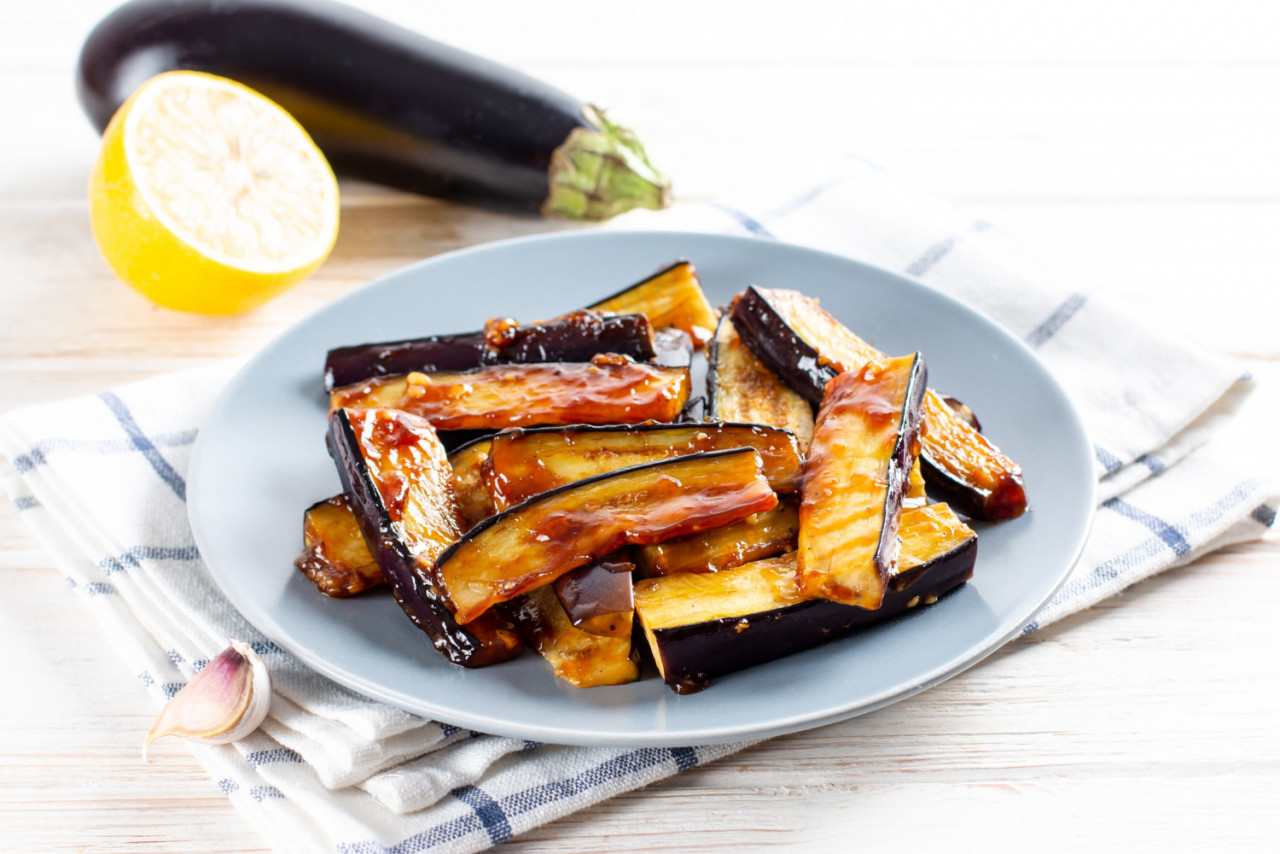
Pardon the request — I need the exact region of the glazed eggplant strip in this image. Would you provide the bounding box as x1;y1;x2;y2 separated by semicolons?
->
330;361;691;431
324;311;657;391
634;502;978;694
434;448;778;624
707;315;814;450
589;261;719;349
633;500;799;578
447;439;497;528
731;286;1027;520
295;495;385;598
552;556;635;638
329;408;523;667
798;353;927;609
511;585;639;688
482;422;804;512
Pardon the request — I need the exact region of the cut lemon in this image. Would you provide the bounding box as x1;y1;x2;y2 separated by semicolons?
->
89;71;339;314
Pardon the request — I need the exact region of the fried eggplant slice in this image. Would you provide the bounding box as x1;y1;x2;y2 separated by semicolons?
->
633;500;799;578
330;361;691;431
295;495;385;597
483;422;803;512
447;438;496;529
707;314;814;450
324;310;657;390
634;503;977;694
552;556;635;638
589;261;718;349
435;447;778;624
798;353;927;609
731;286;1027;520
329;408;522;667
511;585;639;688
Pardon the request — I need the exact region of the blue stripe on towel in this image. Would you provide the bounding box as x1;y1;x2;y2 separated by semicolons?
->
12;495;39;511
98;392;189;501
1094;445;1125;473
11;430;197;475
1025;293;1088;349
452;785;513;846
1251;504;1276;527
1103;497;1191;557
903;220;991;277
710;203;777;238
99;545;201;576
669;746;699;771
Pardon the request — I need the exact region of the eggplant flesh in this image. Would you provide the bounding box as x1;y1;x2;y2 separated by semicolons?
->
589;262;719;349
707;314;814;450
552;556;635;638
434;447;778;624
324;311;657;391
330;361;691;431
633;500;799;578
798;354;927;609
482;421;804;512
329;408;522;667
731;286;1026;521
294;495;385;597
511;585;639;688
77;0;668;219
447;439;496;529
634;503;977;694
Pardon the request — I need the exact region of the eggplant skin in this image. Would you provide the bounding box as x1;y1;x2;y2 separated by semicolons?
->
324;312;657;392
77;0;586;211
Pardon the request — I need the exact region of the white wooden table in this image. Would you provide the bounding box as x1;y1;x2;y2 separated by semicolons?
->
3;1;1278;850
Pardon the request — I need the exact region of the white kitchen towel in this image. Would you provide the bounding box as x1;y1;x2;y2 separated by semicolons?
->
2;158;1276;853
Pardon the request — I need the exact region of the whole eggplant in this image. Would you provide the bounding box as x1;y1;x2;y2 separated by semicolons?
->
77;0;670;220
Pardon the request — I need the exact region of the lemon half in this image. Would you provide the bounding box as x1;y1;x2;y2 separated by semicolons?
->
90;71;339;314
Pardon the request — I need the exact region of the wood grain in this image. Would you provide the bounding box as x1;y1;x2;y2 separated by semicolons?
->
2;1;1278;851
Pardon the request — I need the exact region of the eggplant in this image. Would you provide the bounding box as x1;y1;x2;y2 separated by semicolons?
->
634;503;978;694
294;494;385;597
633;500;799;578
330;361;691;431
589;262;719;349
798;353;927;609
552;556;635;639
447;439;496;529
77;0;669;220
511;585;639;688
324;311;657;392
329;408;522;667
434;447;778;624
707;314;814;450
731;286;1027;521
482;421;804;511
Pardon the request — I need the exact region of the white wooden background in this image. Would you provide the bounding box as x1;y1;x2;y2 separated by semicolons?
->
2;1;1279;850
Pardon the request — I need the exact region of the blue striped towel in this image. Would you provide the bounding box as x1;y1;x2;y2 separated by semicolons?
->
2;158;1276;853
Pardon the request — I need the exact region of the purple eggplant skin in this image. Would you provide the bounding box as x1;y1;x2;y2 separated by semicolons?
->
729;286;832;407
653;539;977;695
78;0;589;212
327;410;521;668
552;556;635;637
324;312;657;391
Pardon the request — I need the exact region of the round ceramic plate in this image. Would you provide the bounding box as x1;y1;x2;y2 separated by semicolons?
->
188;230;1095;747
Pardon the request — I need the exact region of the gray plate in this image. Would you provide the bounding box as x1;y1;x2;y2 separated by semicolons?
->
188;230;1095;747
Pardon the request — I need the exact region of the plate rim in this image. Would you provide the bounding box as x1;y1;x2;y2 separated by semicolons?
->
187;228;1096;746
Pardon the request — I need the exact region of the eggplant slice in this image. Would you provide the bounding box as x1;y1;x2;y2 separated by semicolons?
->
634;502;977;694
324;311;657;391
731;286;1027;521
512;585;640;688
707;314;814;450
798;353;927;609
447;438;497;529
295;495;385;597
330;361;691;431
329;408;522;668
633;500;799;578
434;447;778;624
589;261;719;349
482;421;804;512
552;556;635;638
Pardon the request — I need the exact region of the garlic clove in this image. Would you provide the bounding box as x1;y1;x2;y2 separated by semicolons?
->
144;639;272;759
